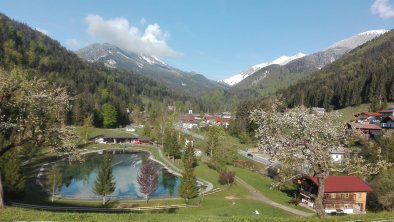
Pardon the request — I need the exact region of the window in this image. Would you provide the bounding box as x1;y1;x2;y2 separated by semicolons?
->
358;193;362;198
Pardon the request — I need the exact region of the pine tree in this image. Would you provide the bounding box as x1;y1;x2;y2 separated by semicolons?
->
46;165;62;202
93;154;116;205
183;142;197;169
179;170;198;203
179;142;198;203
0;150;25;197
137;159;159;203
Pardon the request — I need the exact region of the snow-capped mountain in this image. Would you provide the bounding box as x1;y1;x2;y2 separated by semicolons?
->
76;43;227;96
222;52;306;86
231;29;389;99
328;29;388;50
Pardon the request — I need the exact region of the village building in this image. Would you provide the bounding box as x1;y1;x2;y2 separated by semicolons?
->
311;107;326;115
125;125;135;132
354;112;382;124
347;123;383;138
93;135;151;144
330;147;345;162
181;114;200;129
378;108;394;117
381;116;394;129
297;176;373;214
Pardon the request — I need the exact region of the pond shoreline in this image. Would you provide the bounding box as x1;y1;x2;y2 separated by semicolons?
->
35;147;183;202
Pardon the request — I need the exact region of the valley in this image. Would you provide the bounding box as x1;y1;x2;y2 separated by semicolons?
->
1;2;394;221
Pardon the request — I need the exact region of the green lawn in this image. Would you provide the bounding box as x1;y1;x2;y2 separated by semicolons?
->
229;166;314;213
336;103;371;122
77;127;137;138
2;206;394;222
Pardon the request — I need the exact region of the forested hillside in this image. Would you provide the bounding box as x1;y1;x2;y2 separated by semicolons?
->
280;30;394;110
0;13;186;127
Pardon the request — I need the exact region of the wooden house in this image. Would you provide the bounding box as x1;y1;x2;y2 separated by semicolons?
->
297;176;373;214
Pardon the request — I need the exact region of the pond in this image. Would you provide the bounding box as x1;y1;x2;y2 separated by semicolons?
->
52;150;180;199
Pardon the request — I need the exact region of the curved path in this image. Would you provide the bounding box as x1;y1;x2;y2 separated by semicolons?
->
236;177;314;217
155;146;214;194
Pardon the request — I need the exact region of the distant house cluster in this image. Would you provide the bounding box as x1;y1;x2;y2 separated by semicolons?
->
349;107;394;138
181;110;233;129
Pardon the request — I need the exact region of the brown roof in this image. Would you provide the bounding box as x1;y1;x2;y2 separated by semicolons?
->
354;112;382;117
348;123;382;130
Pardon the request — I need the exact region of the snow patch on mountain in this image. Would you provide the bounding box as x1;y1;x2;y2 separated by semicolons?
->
221;52;306;86
328;29;388;50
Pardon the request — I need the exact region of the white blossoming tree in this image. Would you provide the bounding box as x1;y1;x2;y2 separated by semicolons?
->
0;69;70;208
250;100;391;217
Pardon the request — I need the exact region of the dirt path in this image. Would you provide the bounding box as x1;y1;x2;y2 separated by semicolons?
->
236;177;314;217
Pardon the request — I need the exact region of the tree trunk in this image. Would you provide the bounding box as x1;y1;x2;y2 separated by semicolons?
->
102;195;106;205
146;195;149;204
52;174;56;203
0;172;4;209
315;174;328;217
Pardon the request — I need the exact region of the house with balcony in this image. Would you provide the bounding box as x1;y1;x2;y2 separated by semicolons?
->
354;112;382;124
297;176;373;214
347;123;383;138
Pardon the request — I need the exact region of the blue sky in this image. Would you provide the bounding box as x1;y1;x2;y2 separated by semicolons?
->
1;0;394;80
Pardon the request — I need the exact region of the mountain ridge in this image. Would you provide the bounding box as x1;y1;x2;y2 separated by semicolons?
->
230;29;388;99
77;43;227;97
221;52;306;86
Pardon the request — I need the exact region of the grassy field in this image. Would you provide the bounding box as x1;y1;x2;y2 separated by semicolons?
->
2;206;394;222
336;103;371;122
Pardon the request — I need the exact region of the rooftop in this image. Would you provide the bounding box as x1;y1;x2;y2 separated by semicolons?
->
308;176;373;193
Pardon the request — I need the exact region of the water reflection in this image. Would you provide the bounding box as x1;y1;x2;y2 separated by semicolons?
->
54;151;180;199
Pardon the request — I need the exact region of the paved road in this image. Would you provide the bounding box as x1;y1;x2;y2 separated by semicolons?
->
235;177;314;217
238;150;279;167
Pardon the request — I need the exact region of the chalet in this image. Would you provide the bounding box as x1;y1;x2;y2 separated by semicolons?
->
381;116;394;129
354;112;382;124
297;176;373;214
330;147;345;162
311;107;326;115
347;123;383;138
125;125;135;132
221;112;232;119
378;109;394;117
181;114;200;129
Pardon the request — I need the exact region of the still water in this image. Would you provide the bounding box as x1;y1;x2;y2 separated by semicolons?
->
54;151;180;199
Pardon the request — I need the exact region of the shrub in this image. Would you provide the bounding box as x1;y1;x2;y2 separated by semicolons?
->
219;170;235;185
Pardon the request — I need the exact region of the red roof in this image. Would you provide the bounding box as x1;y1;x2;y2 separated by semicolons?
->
182;114;195;122
308;176;373;193
354;112;382;117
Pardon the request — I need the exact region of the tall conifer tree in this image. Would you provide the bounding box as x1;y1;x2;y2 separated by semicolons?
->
93;154;116;205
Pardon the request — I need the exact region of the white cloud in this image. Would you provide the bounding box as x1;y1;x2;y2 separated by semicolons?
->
84;14;180;58
371;0;394;19
35;27;48;35
66;38;83;49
